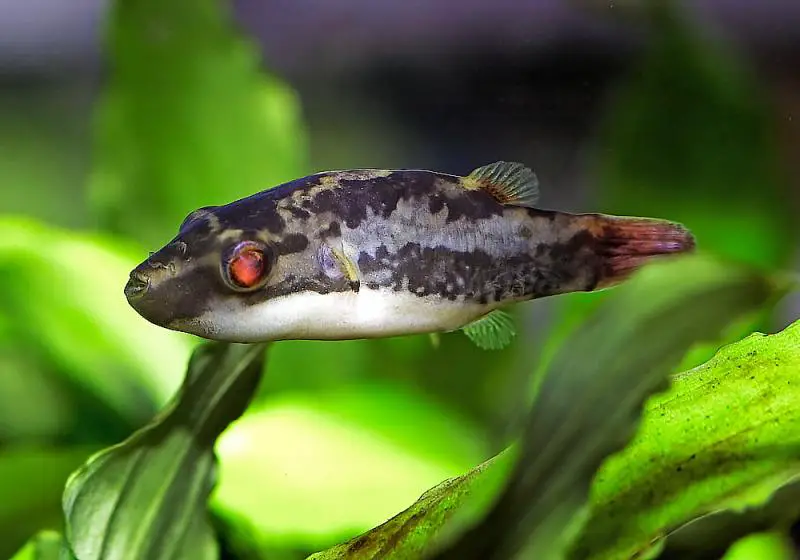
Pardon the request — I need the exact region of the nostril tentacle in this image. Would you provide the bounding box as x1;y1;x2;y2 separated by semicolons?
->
125;270;150;299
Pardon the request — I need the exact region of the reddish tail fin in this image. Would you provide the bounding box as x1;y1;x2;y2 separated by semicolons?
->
588;215;696;288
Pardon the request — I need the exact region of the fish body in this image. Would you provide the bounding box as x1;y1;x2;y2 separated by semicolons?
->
125;162;695;343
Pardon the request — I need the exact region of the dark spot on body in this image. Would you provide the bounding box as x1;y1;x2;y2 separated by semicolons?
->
275;233;309;255
286;205;311;219
439;190;501;223
320;221;341;238
218;201;286;234
428;194;445;215
557;230;594;261
374;245;390;259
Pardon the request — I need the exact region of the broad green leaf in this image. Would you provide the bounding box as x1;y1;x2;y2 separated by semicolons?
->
89;0;307;247
0;447;97;559
569;318;800;559
10;530;71;560
212;382;487;551
722;532;796;560
0;217;193;439
433;255;785;560
62;342;266;560
307;254;784;559
306;451;515;560
662;476;800;558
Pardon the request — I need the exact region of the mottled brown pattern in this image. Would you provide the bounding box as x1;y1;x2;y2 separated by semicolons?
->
357;238;600;305
125;164;694;337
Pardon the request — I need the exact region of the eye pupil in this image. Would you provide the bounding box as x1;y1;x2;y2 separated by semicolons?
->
229;248;265;288
223;241;272;291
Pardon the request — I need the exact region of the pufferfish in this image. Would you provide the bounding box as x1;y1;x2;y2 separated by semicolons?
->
124;162;695;349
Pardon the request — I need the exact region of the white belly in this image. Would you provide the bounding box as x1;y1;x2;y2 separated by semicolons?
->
200;288;489;342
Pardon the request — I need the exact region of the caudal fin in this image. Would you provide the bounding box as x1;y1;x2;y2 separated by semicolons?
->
588;215;696;289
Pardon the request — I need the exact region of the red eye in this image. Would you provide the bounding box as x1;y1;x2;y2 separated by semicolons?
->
224;242;271;291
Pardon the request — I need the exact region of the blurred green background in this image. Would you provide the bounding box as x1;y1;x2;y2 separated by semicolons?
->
0;0;798;558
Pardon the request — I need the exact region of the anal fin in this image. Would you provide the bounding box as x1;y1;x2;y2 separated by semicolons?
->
461;309;516;350
464;161;539;208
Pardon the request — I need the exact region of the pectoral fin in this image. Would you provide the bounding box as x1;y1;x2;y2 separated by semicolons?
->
331;246;361;293
320;241;361;292
461;309;516;350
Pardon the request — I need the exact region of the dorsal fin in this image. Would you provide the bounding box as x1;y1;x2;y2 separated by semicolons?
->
464;161;539;208
461;309;516;350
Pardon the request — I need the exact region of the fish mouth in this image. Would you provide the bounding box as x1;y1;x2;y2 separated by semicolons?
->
123;266;174;327
124;269;151;302
123;260;204;332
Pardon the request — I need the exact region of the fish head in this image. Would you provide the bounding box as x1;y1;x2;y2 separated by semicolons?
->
124;203;320;341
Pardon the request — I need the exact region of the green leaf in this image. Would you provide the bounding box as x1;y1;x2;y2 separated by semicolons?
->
722;532;796;560
10;530;72;560
62;342;267;560
212;382;488;551
89;0;307;247
0;217;193;439
307;254;784;559
434;255;785;560
0;447;97;559
569;317;800;559
662;476;800;558
306;451;516;560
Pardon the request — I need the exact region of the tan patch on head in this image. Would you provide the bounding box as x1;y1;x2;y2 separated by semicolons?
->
319;175;340;189
277;174;343;210
204;211;222;233
215;227;279;248
335;169;393;181
217;228;245;243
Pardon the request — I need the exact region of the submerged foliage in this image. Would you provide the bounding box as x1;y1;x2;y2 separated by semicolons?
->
9;251;797;560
